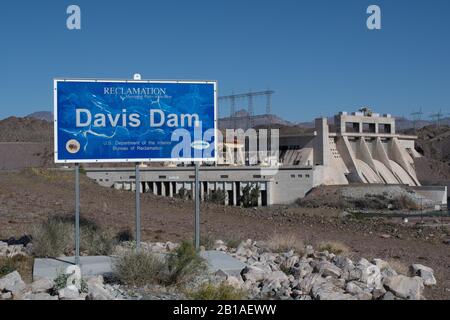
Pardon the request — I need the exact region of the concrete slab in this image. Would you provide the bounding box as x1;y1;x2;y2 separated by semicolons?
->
33;251;246;281
201;250;246;278
33;256;115;281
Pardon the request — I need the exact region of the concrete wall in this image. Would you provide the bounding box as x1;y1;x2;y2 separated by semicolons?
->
86;166;315;206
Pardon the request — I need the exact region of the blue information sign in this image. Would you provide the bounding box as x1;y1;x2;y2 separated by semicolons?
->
54;79;217;163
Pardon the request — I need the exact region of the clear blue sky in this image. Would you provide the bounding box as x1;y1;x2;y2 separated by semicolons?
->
1;0;449;121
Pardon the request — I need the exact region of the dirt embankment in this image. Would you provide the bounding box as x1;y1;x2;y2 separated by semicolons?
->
0;169;449;299
411;125;450;186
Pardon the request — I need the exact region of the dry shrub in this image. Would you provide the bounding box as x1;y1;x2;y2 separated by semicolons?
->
318;241;350;256
112;251;166;287
200;234;215;250
264;233;305;254
0;255;34;283
164;241;206;286
224;235;242;249
32;215;116;258
187;282;247;300
113;241;206;287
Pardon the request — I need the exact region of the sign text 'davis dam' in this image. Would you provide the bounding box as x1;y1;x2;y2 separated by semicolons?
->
54;80;217;163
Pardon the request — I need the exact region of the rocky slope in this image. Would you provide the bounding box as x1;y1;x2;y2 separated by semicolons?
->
0;239;437;300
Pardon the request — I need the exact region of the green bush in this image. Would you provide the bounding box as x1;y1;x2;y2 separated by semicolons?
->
241;184;260;208
32;215;116;257
188;282;247;300
205;190;226;205
112;251;166;287
176;188;192;200
53;271;88;293
164;241;206;286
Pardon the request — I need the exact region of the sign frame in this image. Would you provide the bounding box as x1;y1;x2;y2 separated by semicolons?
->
53;78;218;164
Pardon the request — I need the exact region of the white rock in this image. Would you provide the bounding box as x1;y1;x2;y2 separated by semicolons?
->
58;287;80;300
383;275;424;300
166;241;178;252
1;292;12;299
284;255;300;269
316;261;342;278
298;273;321;294
31;278;54;293
356;262;382;290
312;278;355;300
372;287;387;300
24;292;58;300
88;283;114;300
409;264;436;286
292;261;313;278
241;265;268;283
346;281;372;300
0;271;26;294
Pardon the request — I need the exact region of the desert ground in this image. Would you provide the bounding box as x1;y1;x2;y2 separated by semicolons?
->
0;168;449;299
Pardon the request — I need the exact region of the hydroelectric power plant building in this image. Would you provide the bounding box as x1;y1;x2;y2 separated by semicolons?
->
86;109;447;208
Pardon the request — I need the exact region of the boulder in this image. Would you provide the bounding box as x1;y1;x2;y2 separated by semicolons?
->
311;278;355;300
241;265;268;283
88;283;114;300
0;271;26;294
356;261;382;289
24;292;58;300
345;281;372;300
372;287;387;300
297;273;321;294
31;278;54;293
58;287;81;300
334;256;354;270
383;275;424;300
284;255;300;269
316;261;342;278
291;261;313;278
166;241;178;252
381;291;398;300
409;264;436;286
1;292;12;299
381;266;398;279
261;271;289;296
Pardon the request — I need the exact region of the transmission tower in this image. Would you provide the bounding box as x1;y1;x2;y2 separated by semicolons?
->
430;109;443;128
219;90;275;129
411;108;423;131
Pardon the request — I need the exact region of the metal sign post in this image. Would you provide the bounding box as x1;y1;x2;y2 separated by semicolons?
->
135;163;141;251
194;162;200;250
75;163;80;265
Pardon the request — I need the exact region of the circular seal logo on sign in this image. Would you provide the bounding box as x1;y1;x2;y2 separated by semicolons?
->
66;139;80;154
